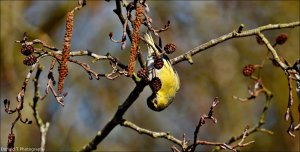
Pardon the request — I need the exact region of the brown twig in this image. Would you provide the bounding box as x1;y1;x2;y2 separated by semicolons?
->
16;36;130;79
225;76;273;151
109;10;129;50
171;21;300;65
196;127;255;152
30;65;49;152
233;78;268;102
232;126;254;149
69;58;127;80
4;57;42;152
120;108;253;152
121;119;184;147
286;72;296;137
40;58;66;106
143;12;171;36
190;97;219;152
113;0;133;41
256;32;289;70
16;37;129;71
257;33;300;136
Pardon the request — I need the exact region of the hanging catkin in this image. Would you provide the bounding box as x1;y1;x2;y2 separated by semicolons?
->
58;11;74;94
128;5;143;77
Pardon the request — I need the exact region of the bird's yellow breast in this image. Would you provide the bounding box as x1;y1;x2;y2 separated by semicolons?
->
155;59;180;108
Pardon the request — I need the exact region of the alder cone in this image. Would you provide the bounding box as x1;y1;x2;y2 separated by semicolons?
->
276;33;288;45
23;55;37;66
242;64;255;77
154;56;164;69
21;44;34;56
150;77;162;92
164;43;176;54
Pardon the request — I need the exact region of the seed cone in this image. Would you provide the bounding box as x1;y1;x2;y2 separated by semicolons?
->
150;77;162;92
23;55;37;66
21;44;34;56
164;43;176;54
242;64;255;77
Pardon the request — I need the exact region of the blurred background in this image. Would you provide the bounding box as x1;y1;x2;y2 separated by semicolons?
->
1;1;299;151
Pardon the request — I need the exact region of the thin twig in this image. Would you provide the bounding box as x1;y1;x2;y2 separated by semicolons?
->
30;65;50;152
256;32;289;70
286;73;296;137
171;21;300;65
121;119;183;148
113;0;133;41
190;97;219;152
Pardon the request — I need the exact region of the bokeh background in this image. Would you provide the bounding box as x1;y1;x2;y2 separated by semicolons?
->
1;1;299;151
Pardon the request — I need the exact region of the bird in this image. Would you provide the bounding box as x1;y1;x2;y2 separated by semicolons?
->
144;31;180;111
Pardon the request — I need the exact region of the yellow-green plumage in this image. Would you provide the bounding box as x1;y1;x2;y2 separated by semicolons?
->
144;32;180;111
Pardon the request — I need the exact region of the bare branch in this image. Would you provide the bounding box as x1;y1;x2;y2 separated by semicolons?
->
256;32;289;70
30;65;49;152
190;97;219;152
79;80;148;152
120;119;183;148
4;0;300;151
171;21;300;65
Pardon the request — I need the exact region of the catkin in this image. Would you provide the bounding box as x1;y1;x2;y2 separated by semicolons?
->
58;11;74;94
128;5;143;77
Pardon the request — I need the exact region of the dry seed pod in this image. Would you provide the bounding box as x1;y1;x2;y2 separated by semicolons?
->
164;43;176;54
21;44;34;56
154;56;164;69
242;64;255;77
23;55;37;66
276;33;288;45
150;77;162;92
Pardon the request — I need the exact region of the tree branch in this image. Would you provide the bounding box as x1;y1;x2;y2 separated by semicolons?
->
171;21;300;65
79;80;147;152
79;21;299;151
6;1;300;150
190;97;219;152
120;119;184;148
225;92;273;148
30;65;50;152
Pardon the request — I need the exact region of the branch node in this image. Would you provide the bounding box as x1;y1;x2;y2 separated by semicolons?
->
185;54;194;64
237;24;245;33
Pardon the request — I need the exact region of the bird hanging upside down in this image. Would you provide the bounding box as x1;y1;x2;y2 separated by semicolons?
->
143;31;180;111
